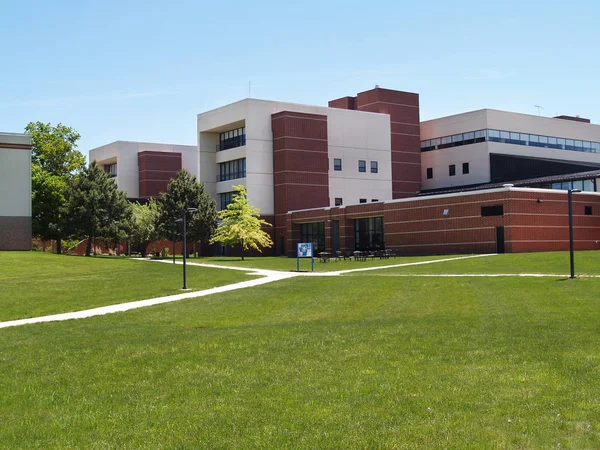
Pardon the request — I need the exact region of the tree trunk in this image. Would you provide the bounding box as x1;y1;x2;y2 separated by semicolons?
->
56;237;62;255
241;239;245;261
85;236;93;257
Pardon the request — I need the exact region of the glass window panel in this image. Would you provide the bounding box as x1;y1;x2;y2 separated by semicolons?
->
441;136;452;145
510;132;520;141
557;138;566;149
591;143;600;153
529;134;539;143
539;136;548;145
548;137;557;146
519;133;529;144
463;132;474;140
552;182;562;190
432;138;441;147
500;131;510;140
584;179;594;191
573;180;584;191
452;134;463;143
475;130;485;139
562;182;571;190
574;140;583;149
566;139;574;149
421;140;430;149
583;141;592;152
488;129;500;139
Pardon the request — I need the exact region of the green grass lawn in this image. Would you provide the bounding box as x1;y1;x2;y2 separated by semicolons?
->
350;251;600;276
0;252;253;322
1;252;600;448
187;254;455;272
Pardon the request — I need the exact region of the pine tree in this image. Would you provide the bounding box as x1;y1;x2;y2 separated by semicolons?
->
210;185;273;260
64;161;131;256
157;170;217;251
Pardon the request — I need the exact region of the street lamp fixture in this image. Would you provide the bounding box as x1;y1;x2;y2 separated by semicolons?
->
568;189;581;279
182;207;198;289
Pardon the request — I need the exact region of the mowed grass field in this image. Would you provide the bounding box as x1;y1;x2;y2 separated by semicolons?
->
1;251;600;448
0;252;253;322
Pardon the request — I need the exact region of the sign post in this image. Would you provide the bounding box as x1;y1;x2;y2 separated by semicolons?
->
296;242;314;272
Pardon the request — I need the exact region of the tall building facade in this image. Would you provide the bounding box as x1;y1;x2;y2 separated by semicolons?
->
196;87;421;254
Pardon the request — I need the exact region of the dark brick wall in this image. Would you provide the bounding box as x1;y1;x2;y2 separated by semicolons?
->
272;111;329;256
0;216;31;250
138;151;182;198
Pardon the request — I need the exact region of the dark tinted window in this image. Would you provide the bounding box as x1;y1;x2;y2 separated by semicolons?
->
481;205;504;216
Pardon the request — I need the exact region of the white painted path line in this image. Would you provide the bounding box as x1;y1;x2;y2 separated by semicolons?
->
0;270;295;330
354;273;600;278
330;254;497;275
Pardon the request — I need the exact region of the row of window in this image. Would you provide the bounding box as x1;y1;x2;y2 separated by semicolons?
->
218;158;246;182
550;179;595;192
334;198;379;206
426;163;469;179
217;127;246;151
421;129;600;154
333;158;378;173
300;217;385;252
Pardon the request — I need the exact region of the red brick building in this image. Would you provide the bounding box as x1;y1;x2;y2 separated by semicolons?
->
287;186;600;256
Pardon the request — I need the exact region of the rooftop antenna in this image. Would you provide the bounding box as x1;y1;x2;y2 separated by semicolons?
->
534;105;543;116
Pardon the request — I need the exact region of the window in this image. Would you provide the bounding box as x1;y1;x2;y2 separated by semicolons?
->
354;217;384;250
359;199;367;203
481;205;504;217
300;222;325;253
218;192;234;210
218;158;246;181
218;126;246;151
358;160;366;173
335;198;343;206
421;129;600;155
104;163;117;178
333;158;342;171
462;162;469;174
449;164;456;176
426;168;433;179
371;199;379;202
585;206;593;215
371;161;378;173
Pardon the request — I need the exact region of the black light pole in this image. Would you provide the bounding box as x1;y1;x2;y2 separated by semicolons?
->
171;222;176;264
182;207;198;289
568;188;581;279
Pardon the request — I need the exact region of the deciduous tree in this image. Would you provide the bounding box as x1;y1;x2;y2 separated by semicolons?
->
129;198;162;257
210;185;273;260
25;122;85;253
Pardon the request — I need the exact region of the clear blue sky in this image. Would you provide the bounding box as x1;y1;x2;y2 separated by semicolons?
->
2;0;598;156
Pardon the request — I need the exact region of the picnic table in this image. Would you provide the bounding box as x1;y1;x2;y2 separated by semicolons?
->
319;252;332;263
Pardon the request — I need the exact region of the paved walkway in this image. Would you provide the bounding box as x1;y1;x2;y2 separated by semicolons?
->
3;253;589;330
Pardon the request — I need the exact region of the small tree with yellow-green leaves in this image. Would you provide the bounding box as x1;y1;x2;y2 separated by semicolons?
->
210;185;273;260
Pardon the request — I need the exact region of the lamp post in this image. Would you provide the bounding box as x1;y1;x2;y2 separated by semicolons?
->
568;188;581;279
182;207;198;289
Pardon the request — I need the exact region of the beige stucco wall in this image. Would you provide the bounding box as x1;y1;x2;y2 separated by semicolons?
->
198;98;393;214
0;133;32;217
89;141;198;198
